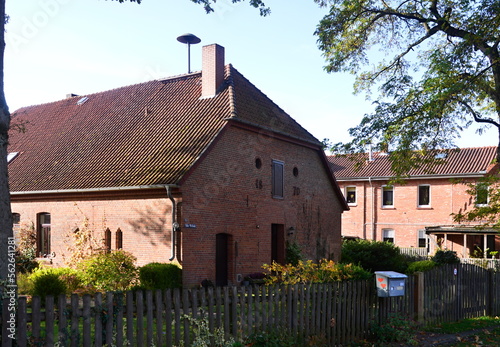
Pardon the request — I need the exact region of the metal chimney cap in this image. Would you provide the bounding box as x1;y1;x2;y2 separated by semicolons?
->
177;33;201;45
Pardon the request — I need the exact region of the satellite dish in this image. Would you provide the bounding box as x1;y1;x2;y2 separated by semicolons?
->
177;33;201;73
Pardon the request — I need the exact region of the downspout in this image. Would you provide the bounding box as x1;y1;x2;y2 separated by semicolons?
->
166;186;179;261
369;177;376;241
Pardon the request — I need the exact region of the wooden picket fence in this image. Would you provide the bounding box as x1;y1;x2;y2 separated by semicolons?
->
1;263;500;346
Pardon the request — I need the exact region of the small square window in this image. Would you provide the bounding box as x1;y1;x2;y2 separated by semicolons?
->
345;187;356;205
382;186;394;207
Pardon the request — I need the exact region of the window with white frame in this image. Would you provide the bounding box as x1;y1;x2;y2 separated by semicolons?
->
383;229;395;243
36;212;51;257
476;183;489;206
418;185;431;207
345;186;356;205
418;230;427;248
382;186;394;207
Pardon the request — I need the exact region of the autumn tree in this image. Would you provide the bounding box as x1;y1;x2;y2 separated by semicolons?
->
314;0;500;175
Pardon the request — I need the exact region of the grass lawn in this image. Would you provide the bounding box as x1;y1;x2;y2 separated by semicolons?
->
420;316;500;346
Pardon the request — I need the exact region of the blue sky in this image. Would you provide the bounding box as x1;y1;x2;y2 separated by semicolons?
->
4;0;497;149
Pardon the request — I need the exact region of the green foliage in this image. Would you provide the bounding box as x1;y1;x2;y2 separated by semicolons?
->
319;0;500;176
15;222;39;273
341;239;408;273
285;240;303;266
31;271;67;301
16;272;33;295
406;260;436;274
176;313;237;347
371;313;418;345
63;217;106;268
139;262;182;290
243;327;296;347
263;259;371;285
28;267;84;295
431;250;460;265
191;0;270;16
78;250;138;292
452;176;500;230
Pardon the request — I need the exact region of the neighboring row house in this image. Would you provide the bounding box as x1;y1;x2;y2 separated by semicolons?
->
328;147;500;257
8;44;348;287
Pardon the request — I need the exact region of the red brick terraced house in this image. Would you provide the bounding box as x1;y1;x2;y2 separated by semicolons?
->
8;44;348;287
328;147;500;258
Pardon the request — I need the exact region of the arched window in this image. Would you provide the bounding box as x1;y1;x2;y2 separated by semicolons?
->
37;213;51;257
104;228;112;252
115;228;123;249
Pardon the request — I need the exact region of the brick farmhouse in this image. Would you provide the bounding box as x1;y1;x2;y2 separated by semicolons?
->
328;147;500;257
8;44;348;287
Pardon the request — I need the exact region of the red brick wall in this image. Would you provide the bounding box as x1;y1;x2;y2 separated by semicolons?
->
10;126;344;287
180;124;344;287
338;177;486;255
11;191;173;267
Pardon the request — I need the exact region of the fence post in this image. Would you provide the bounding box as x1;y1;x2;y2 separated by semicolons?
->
487;269;494;316
414;272;424;324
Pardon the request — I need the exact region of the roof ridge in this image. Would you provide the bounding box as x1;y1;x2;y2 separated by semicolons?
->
228;65;320;145
225;64;237;118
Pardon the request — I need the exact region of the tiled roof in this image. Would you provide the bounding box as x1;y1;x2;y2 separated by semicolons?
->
8;65;320;192
328;146;498;180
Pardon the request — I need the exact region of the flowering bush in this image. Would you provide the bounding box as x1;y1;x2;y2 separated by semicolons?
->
263;259;371;285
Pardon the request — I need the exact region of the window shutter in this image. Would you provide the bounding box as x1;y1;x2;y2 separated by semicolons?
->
272;161;284;198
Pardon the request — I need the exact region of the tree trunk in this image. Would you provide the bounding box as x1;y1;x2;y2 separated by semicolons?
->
0;0;13;287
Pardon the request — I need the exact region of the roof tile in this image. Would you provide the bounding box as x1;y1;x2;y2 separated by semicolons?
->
8;65;320;192
328;147;498;179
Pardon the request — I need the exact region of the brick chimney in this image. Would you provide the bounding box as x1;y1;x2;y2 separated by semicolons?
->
202;44;225;98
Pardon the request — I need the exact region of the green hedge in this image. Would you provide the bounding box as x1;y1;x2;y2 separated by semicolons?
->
139;262;182;290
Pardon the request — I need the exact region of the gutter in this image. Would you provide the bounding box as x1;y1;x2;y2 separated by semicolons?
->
166;186;179;262
335;173;487;182
10;184;179;195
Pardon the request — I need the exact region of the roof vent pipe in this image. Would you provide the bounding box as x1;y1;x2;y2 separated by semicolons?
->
368;144;374;162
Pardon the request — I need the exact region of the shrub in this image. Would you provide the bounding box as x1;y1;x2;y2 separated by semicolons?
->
139;262;182;290
63;218;106;268
406;260;436;274
29;267;84;295
243;327;297;347
285;241;303;266
263;259;372;285
432;250;460;265
17;272;33;295
31;271;67;301
78;250;138;292
15;222;39;274
16;251;39;274
341;239;409;273
370;313;418;345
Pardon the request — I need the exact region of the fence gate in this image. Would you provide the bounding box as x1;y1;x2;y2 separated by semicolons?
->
423;263;490;323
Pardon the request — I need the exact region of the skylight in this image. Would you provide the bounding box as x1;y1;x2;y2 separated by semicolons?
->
77;96;89;105
435;153;448;159
7;152;19;163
